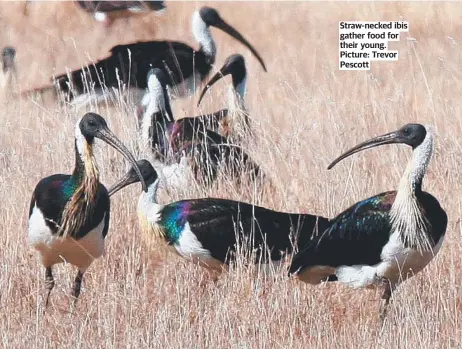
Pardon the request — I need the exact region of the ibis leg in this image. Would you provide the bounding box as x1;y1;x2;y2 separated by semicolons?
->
379;281;393;323
71;270;84;303
44;267;54;307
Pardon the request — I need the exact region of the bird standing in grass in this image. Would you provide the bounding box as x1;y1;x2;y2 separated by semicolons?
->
197;54;250;140
289;124;447;321
28;112;147;306
53;6;266;105
108;159;330;276
140;68;261;187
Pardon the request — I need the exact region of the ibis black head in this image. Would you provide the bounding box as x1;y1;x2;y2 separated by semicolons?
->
197;54;246;106
108;159;157;197
328;123;427;170
198;7;266;72
2;46;16;71
78;112;148;192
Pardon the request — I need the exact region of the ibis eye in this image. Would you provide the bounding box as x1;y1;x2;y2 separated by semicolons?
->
88;120;96;126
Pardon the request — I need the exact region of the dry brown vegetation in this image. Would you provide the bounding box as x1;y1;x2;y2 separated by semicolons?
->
0;1;462;348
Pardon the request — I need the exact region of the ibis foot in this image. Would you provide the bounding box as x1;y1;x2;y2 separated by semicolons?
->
379;280;393;325
71;270;84;304
44;267;55;307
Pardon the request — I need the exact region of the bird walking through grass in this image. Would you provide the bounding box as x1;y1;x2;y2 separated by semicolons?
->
108;159;330;277
52;6;266;105
289;123;448;322
28;112;147;306
140;67;262;187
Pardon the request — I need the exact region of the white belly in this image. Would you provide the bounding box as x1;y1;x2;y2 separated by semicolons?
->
335;231;444;288
28;205;106;271
172;222;223;271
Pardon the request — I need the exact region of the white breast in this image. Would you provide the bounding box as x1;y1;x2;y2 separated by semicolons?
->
173;222;224;272
376;230;444;283
28;204;106;271
334;231;444;288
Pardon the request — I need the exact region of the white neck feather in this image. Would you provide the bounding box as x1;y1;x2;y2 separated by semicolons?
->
192;11;216;61
74;119;87;159
390;127;434;251
141;76;168;148
226;79;249;137
138;178;160;214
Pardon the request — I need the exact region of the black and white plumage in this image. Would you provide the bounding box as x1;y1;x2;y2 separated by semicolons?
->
289;124;448;321
75;1;166;26
197;54;250;140
108;159;330;274
55;6;266;105
28;112;146;306
140;68;262;187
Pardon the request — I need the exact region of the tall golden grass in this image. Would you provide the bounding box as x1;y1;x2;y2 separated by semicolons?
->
0;1;461;348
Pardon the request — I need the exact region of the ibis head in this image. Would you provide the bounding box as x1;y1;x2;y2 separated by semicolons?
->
2;46;15;72
79;113;148;192
197;54;246;106
108;159;157;197
199;7;266;72
328;124;427;170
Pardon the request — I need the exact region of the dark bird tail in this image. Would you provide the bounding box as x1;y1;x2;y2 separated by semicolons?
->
53;58;119;99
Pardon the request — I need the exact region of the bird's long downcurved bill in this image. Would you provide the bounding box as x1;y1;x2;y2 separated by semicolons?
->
96;127;148;192
197;68;229;106
327;131;403;170
215;20;267;72
108;169;139;197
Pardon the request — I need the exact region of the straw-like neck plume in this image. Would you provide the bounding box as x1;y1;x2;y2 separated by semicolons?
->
59;120;100;238
141;73;172;149
390;127;434;251
192;11;216;64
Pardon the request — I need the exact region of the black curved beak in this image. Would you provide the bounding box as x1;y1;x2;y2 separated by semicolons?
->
96;127;148;192
108;169;140;197
213;19;266;72
328;131;405;170
197;65;231;107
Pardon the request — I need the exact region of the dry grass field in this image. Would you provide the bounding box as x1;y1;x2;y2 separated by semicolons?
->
0;1;462;348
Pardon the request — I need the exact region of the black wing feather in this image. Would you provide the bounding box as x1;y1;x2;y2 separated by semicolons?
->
289;191;396;274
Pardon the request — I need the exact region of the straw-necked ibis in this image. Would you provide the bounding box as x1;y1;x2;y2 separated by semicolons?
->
140;68;261;186
197;54;250;139
108;159;330;274
54;6;266;104
28;112;147;306
75;1;166;26
289;124;447;321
